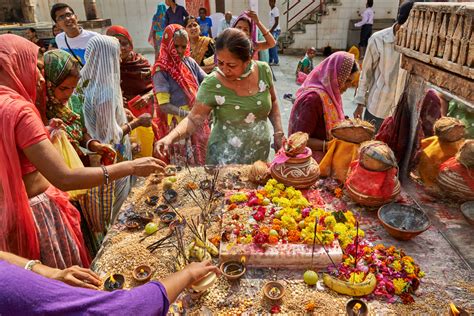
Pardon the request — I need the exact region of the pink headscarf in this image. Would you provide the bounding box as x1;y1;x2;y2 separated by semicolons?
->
0;34;42;258
296;51;355;121
232;12;257;46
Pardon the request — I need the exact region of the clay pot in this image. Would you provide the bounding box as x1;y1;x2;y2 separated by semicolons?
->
125;219;140;230
191;272;218;292
145;195;159;206
270;154;320;189
163;189;178;203
262;281;285;301
132;265;153;282
346;299;369;316
346;180;401;208
155;204;169;215
378;203;430;240
220;260;246;281
160;211;177;224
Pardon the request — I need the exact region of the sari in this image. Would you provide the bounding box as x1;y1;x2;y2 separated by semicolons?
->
148;3;167;62
190;36;215;66
75;35;131;236
152;24;210;165
0;34;89;267
289;51;355;161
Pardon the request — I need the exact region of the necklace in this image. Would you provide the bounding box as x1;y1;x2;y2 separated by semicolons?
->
217;62;256;94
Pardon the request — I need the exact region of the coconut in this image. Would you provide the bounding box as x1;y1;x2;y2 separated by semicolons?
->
359;141;398;171
456;139;474;168
331;119;375;144
248;161;271;185
433;117;465;142
284;132;309;157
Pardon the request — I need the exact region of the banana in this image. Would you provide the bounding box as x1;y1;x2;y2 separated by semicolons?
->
323;273;376;297
194;224;219;256
449;303;460;316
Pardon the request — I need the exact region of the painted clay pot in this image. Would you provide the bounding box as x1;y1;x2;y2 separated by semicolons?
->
270;154;320;189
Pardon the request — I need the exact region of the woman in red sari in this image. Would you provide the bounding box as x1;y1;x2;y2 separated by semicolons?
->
288;51;359;162
151;24;210;165
0;34;166;269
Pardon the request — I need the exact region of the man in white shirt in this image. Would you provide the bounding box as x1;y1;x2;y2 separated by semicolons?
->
268;0;281;66
353;1;415;131
50;3;98;66
354;0;374;58
218;11;235;36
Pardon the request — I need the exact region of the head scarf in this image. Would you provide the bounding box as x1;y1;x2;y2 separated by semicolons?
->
348;45;360;60
0;34;42;258
106;25;153;99
232;12;257;46
76;35;131;160
152;24;199;106
296;51;355;121
44;49;84;154
397;0;415;25
148;2;167;47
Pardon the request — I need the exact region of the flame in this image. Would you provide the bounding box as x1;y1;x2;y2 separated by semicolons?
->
240;256;246;264
109;275;116;283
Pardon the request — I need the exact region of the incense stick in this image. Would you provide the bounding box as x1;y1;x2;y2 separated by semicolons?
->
354;220;359;271
311;217;319;267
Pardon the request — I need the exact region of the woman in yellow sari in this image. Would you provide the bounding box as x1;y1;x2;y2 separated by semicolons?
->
185;16;215;73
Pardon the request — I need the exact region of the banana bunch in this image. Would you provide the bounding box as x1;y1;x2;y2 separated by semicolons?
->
323;273;376;297
194;224;219;257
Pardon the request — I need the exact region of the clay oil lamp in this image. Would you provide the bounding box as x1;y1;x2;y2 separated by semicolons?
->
163;189;178;203
169;218;186;231
346;299;368;316
138;211;154;223
149;173;163;184
199;179;212;191
191;271;218;293
220;257;246;281
145;195;159;206
160;211;177;224
233;181;245;190
176;166;183;172
154;204;169;215
125;219;140;230
263;281;285;301
204;164;216;174
104;274;125;291
164;166;177;176
132;265;153;283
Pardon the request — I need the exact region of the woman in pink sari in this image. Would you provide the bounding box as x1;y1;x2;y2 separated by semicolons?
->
0;34;166;268
288;51;359;162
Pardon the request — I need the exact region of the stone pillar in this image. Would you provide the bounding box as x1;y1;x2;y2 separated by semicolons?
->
21;0;37;23
83;0;98;20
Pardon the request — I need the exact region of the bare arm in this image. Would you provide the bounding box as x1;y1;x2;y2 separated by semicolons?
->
268;85;284;150
154;101;212;156
23;139;166;191
159;103;190;117
307;138;325;152
160;261;220;303
269;16;279;33
247;10;276;51
0;251;101;290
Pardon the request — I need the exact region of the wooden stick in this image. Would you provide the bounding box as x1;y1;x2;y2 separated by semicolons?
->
354;220;360;271
311;217;319;267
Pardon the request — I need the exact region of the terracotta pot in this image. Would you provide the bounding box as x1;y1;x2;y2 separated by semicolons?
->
132;265;153;282
262;281;286;301
270;155;320;189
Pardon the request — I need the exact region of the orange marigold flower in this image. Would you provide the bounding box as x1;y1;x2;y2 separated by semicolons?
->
272;224;282;231
305;302;316;312
287;230;301;242
210;236;221;247
260;227;270;235
402;256;414;263
228;203;237;210
273;219;282;226
334;187;343;198
268;236;279;244
374;244;385;250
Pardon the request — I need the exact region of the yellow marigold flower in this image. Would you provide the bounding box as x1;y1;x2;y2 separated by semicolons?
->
324;215;336;229
402;256;414;263
275;183;285;191
334;223;348;235
393;278;408;295
418;270;425;278
267;179;277;186
392;260;402;272
405;263;414;274
230;193;248;203
349;271;365;283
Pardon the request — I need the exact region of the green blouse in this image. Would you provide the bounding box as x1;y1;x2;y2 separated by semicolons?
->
196;61;274;165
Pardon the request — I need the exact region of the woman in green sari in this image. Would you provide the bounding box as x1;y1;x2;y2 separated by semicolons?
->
155;28;284;165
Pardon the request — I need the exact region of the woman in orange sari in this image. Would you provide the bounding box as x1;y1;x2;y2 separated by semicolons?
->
288;52;359;162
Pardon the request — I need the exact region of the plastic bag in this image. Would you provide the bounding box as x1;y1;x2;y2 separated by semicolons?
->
50;129;87;199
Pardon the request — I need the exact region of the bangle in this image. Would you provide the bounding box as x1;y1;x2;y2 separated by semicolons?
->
25;259;41;271
101;165;110;185
86;139;99;151
323;140;326;153
126;122;133;133
174;129;182;139
262;31;270;37
273;131;284;136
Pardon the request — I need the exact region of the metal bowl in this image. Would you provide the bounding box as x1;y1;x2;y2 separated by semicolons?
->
378;203;431;240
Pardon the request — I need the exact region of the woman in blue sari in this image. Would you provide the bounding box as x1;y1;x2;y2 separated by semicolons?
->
148;3;167;62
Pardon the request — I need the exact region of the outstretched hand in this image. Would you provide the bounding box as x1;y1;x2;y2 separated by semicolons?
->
49;265;102;290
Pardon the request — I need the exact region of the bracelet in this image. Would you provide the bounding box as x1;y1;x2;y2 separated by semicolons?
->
323;140;326;153
174;129;182;139
24;259;41;271
101;165;110;185
86;139;99;151
273;131;284;136
262;31;270;37
126;122;133;133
